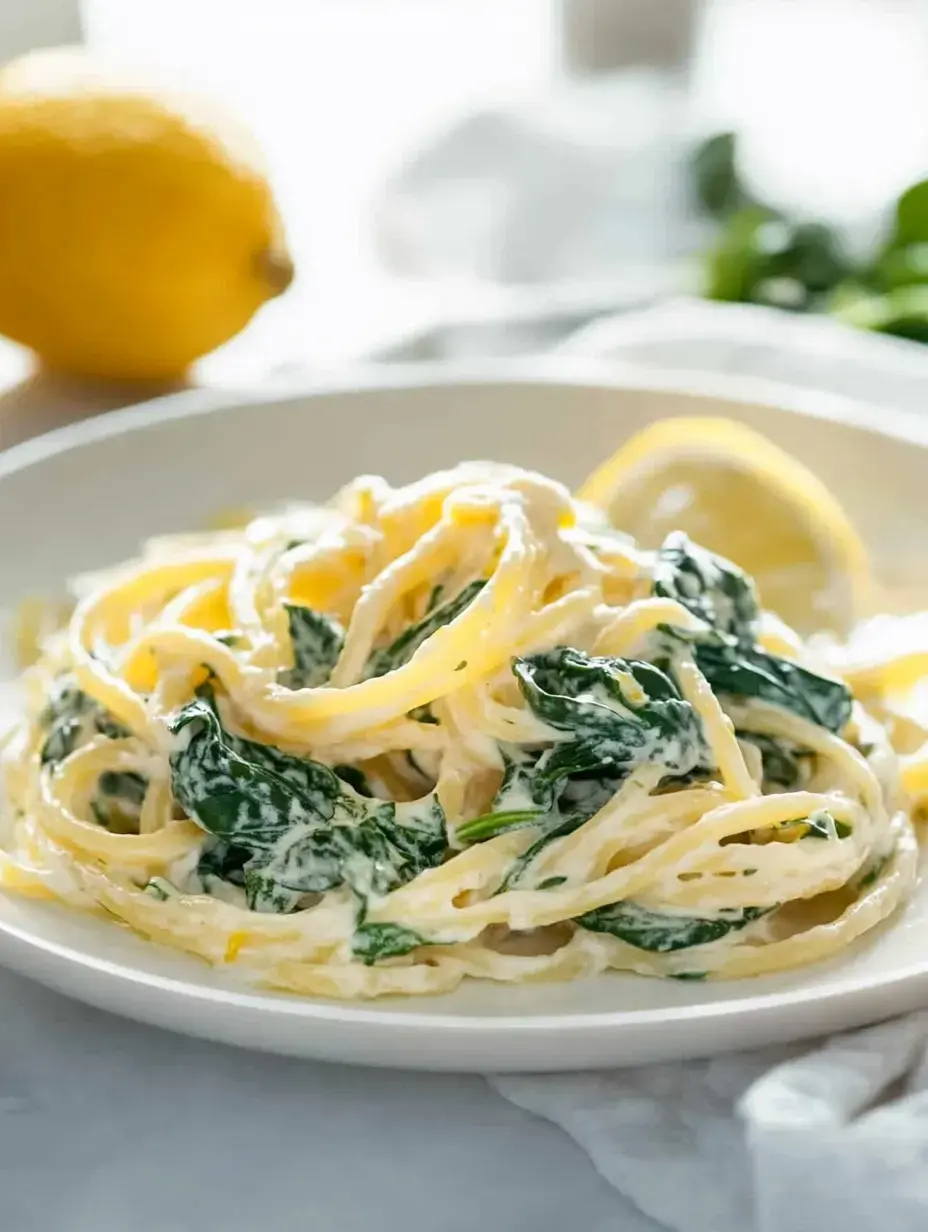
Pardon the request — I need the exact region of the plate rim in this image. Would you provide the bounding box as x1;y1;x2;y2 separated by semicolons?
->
0;902;927;1035
5;353;928;488
3;355;928;1041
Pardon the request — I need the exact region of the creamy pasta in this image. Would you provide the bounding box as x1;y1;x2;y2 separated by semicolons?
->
0;444;923;999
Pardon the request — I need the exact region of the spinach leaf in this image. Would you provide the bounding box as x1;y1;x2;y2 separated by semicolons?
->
576;900;770;952
39;679;130;765
365;580;485;678
514;649;707;793
352;921;430;966
692;640;852;734
458;650;706;845
736;731;812;789
196;836;249;889
280;605;344;690
653;532;758;643
857;849;893;889
802;809;852;840
90;770;148;832
458;746;548;842
243;795;445;912
145;878;172;901
168;687;446;914
332;764;373;797
652;534;852;734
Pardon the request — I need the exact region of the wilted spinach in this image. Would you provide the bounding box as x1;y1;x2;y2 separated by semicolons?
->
39;680;130;766
653;532;758;642
90;770;148;832
458;648;706;844
652;534;852;735
576;900;770;952
169;686;446;914
351;921;431;966
692;641;851;734
736;731;812;789
365;580;485;678
280;605;344;690
196;836;249;891
802;809;852;840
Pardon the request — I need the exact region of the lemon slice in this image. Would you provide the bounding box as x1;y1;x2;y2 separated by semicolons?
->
578;417;870;635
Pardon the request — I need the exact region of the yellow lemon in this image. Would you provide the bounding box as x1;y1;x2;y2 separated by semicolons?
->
578;416;870;635
0;47;292;381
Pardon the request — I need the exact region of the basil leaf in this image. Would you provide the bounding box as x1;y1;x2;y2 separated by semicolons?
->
352;921;430;966
577;900;770;952
280;605;344;690
693;640;852;734
169;687;445;914
39;679;129;766
653;532;758;643
365;580;485;678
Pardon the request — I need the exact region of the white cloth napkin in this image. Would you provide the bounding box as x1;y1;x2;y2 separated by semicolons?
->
489;299;928;1232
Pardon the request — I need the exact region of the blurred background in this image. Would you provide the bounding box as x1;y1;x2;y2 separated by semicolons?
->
4;0;928;439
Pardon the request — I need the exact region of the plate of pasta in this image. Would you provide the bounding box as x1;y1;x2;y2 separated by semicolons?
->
2;362;928;1071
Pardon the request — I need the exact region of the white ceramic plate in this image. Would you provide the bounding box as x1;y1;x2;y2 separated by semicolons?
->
2;359;928;1072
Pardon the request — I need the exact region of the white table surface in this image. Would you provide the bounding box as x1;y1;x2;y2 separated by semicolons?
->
0;964;631;1231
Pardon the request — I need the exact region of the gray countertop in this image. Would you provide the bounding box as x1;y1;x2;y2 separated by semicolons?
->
0;968;634;1232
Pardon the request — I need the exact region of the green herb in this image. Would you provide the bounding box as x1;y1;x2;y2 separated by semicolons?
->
669;970;708;981
691;131;748;219
653;532;758;642
831;284;928;344
90;770;149;832
690;133;928;344
704;206;850;311
891;179;928;248
281;605;344;690
351;921;430;965
576;900;770;952
169;686;445;914
38;679;129;765
365;580;485;678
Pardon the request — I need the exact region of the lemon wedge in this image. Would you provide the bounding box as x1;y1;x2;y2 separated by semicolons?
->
578;417;870;635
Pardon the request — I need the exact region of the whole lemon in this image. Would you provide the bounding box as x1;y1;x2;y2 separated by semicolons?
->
0;47;293;381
